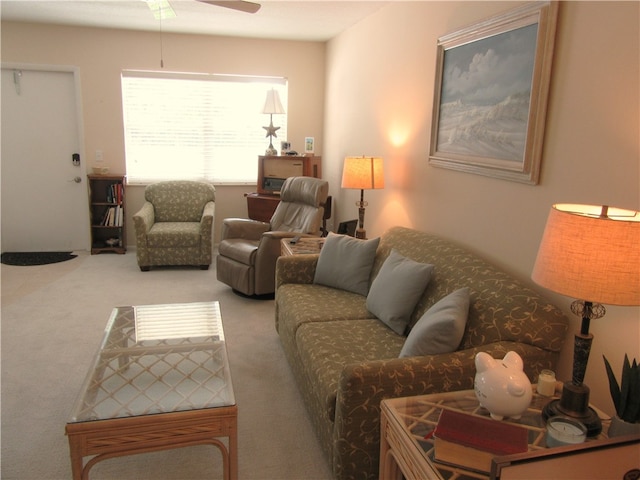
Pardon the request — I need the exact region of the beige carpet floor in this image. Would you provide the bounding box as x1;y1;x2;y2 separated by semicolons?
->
1;250;332;480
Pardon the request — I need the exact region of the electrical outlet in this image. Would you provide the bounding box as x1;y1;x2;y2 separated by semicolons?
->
95;150;104;163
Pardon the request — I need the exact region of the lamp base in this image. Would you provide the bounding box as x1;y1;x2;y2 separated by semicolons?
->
355;228;366;239
542;381;602;437
265;144;277;156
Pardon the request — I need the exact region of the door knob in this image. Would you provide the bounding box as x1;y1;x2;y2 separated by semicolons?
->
70;176;82;183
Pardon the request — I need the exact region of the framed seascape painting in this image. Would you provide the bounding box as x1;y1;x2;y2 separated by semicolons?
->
429;1;558;184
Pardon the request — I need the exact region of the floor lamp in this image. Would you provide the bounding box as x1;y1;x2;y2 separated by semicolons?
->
341;156;384;239
531;203;640;436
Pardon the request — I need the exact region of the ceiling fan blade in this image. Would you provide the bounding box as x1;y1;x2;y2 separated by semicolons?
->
198;0;261;14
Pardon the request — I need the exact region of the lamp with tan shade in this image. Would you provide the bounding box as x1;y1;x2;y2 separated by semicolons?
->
262;89;285;156
341;156;384;239
532;203;640;436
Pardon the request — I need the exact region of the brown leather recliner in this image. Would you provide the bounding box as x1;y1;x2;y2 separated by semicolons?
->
216;176;329;296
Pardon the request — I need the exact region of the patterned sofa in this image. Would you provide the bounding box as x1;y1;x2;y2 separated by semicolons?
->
275;226;569;480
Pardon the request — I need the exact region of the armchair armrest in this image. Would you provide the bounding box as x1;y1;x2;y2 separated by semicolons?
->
133;202;155;235
199;201;215;237
220;218;270;241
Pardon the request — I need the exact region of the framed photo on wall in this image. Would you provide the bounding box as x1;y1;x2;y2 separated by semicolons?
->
429;1;558;185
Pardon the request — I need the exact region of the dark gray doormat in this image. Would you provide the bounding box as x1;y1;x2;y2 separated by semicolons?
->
1;252;78;266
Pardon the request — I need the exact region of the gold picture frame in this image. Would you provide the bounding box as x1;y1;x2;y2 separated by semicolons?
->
429;1;558;185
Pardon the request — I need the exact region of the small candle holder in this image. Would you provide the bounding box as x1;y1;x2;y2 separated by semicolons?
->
537;369;556;397
546;415;587;447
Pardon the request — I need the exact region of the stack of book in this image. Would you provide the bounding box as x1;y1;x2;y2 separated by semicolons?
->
106;183;123;204
101;206;123;226
433;409;529;474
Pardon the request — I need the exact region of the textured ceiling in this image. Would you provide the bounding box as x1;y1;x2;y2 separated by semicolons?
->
0;0;390;41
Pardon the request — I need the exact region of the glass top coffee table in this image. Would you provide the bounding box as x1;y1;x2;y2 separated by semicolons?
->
65;301;237;480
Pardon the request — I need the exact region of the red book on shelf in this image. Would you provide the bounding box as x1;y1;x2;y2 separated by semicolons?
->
433;409;528;473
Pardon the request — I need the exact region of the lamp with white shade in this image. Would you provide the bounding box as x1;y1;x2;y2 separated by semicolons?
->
262;89;285;156
531;203;640;436
341;156;384;239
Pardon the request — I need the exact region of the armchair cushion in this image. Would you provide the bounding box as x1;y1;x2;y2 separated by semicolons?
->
147;222;202;247
144;181;214;222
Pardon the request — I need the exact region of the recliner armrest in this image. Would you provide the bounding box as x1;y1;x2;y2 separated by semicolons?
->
221;218;270;241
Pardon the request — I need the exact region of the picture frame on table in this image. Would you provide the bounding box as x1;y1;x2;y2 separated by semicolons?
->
429;1;558;185
304;137;315;154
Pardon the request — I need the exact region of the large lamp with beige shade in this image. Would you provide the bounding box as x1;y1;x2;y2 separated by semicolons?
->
531;203;640;436
341;156;384;239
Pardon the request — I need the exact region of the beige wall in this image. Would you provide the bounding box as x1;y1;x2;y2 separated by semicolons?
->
324;1;640;416
0;22;326;242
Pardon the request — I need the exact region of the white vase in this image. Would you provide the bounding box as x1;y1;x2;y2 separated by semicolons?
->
608;415;640;437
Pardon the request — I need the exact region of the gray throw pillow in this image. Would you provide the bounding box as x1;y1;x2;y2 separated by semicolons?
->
399;287;470;357
366;249;434;335
313;232;380;296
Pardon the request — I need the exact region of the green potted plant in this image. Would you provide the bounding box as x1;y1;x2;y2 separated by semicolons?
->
603;354;640;437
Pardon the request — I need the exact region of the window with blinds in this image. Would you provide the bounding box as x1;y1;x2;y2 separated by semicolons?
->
121;71;288;184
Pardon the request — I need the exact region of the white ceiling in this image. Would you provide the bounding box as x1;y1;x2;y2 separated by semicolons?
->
0;0;391;41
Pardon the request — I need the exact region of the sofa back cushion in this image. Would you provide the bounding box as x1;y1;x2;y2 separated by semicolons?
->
314;233;380;296
373;227;568;353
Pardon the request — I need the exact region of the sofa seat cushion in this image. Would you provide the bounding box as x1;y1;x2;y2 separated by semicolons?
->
218;238;260;265
276;283;373;337
295;319;405;422
147;222;201;247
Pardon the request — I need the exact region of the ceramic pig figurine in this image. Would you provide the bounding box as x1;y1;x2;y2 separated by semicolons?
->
474;351;532;420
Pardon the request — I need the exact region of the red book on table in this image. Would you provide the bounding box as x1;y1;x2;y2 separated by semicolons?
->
433;409;528;473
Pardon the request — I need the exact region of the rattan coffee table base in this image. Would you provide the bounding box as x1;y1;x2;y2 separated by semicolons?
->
65;405;238;480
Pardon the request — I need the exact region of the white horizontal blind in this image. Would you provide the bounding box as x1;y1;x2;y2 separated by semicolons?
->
121;71;287;184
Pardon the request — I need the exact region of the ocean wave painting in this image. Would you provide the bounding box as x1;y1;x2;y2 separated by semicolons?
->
436;23;538;163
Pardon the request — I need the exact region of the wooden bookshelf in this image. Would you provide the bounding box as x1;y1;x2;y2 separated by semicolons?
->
88;174;126;254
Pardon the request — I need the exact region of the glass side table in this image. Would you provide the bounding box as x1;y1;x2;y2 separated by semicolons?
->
379;388;612;480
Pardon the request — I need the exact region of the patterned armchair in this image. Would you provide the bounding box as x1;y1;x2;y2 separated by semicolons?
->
216;176;329;296
133;181;215;271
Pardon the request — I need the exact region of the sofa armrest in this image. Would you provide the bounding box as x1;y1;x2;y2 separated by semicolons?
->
332;341;558;478
275;255;319;288
220;218;270;241
199;201;215;237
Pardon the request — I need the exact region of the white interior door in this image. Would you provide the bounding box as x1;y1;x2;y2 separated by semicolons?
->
1;66;90;252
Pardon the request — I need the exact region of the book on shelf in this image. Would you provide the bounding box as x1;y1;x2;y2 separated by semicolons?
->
100;206;123;227
433;409;528;474
106;183;123;204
